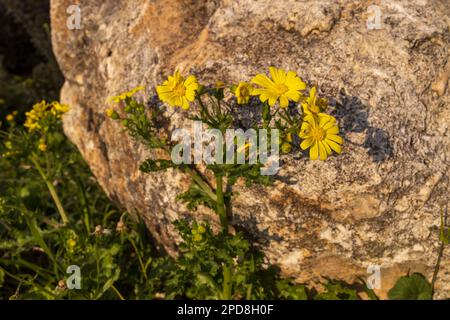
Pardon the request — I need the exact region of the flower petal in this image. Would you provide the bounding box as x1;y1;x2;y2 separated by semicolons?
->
252;74;274;89
310;142;319;160
279;95;289;108
285;90;300;102
327;134;343;144
325;139;342;154
300;138;314;150
318;142;328;160
270;67;286;84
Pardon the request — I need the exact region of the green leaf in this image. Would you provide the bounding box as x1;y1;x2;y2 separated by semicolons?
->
276;280;308;300
176;182;216;211
94;268;121;300
139;159;179;173
388;273;432;300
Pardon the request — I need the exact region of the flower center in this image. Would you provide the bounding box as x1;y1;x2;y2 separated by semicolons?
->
173;83;186;97
273;84;288;95
311;127;325;141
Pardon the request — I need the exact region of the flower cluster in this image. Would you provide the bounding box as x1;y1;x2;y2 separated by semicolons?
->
108;67;342;161
24;101;70;132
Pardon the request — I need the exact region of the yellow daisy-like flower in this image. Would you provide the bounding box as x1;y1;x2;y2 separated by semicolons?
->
299;113;343;160
156;71;199;110
109;86;145;103
252;67;306;108
234;82;253;105
301;86;327;116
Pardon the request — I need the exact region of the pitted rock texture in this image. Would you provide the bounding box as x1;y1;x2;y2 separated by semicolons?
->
51;0;450;298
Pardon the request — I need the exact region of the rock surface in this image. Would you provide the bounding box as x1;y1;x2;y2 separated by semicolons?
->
51;0;450;298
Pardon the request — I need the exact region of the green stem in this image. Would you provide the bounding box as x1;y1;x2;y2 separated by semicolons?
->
111;284;126;300
21;208;60;276
30;154;69;225
128;237;148;281
222;263;232;300
215;174;228;232
160;144;217;202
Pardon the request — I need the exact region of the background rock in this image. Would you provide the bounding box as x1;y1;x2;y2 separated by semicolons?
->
51;0;450;298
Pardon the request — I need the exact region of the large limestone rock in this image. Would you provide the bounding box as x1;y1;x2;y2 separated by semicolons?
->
51;0;450;298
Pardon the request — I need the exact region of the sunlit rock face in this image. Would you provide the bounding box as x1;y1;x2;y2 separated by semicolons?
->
51;0;450;298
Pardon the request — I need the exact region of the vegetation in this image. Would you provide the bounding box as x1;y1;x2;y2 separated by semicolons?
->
0;2;447;301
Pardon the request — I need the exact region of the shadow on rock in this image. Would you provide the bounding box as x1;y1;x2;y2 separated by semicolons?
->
330;91;393;162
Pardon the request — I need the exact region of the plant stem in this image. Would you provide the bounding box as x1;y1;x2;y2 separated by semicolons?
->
30;154;69;225
160;144;217;202
215;174;228;232
185;166;217;202
222;263;232;300
111;284;126;300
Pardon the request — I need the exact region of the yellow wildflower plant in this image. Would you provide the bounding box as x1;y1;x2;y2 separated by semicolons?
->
301;86;328;116
156;71;199;110
252;67;306;108
234;82;254;105
24;101;70;132
299;113;343;160
109;86;145;103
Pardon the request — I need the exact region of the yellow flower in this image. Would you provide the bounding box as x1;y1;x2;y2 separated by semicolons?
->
4;141;12;150
38;143;48;152
252;67;306;108
66;239;77;250
6;114;14;122
109;86;145;103
156;71;199;110
24;101;69;132
299;113;343;160
24;101;47;132
301;86;327;116
193;233;203;242
197;225;206;234
234;82;253;105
